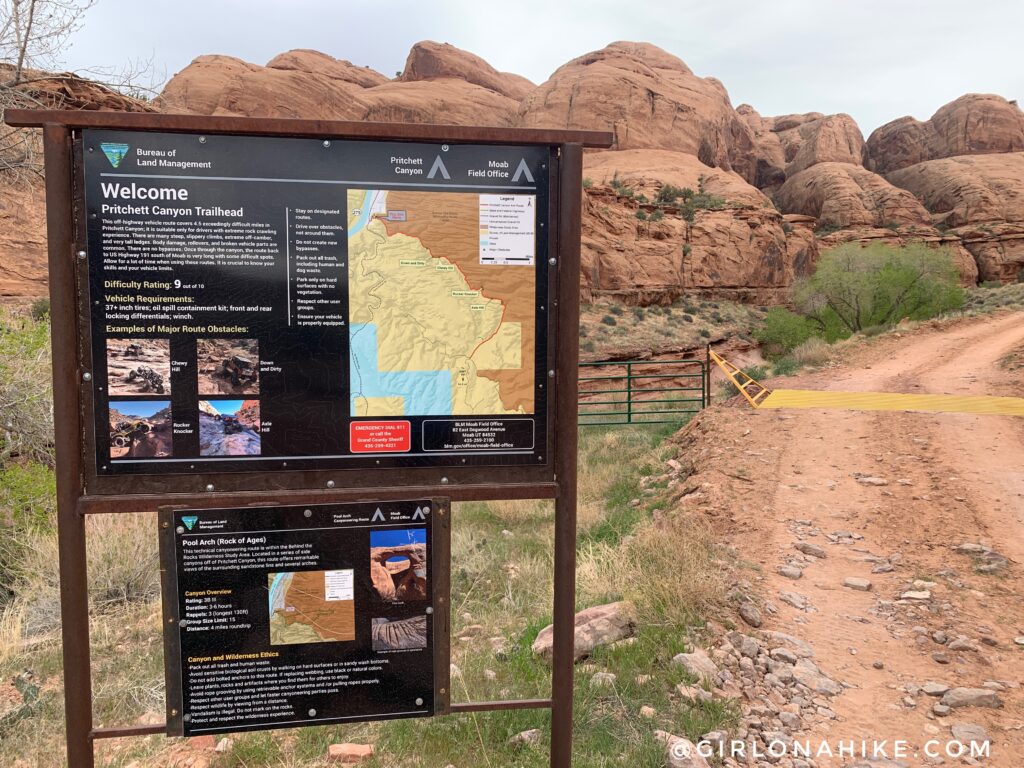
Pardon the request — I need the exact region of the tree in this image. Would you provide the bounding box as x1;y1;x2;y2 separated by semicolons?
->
1;0;96;87
794;242;965;336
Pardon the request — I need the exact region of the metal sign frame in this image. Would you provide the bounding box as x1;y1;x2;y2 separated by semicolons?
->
5;108;612;768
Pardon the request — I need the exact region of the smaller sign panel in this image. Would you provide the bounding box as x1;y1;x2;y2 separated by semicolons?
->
159;499;447;736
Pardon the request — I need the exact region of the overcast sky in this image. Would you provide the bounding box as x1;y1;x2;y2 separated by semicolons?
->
59;0;1023;135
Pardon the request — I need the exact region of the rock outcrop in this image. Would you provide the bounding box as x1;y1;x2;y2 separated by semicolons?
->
399;41;534;100
866;94;1024;173
158;44;523;126
7;41;1024;301
517;42;759;183
886;152;1024;228
580;183;819;305
583;149;770;207
0;182;47;298
739;107;865;186
774;162;932;229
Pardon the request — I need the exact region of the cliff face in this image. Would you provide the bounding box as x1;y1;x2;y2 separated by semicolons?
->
3;41;1024;302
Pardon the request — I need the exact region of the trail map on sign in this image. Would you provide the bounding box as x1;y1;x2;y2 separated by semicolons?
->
348;189;536;418
268;570;355;645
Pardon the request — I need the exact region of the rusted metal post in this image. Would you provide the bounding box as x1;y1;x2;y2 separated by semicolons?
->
550;142;582;768
43;123;94;768
705;344;711;407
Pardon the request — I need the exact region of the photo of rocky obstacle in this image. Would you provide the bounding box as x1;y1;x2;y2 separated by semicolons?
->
108;400;173;459
371;616;427;651
198;399;261;456
369;529;427;602
106;339;171;397
197;338;259;395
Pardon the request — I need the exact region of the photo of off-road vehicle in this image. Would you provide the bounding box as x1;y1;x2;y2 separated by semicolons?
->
197;339;259;395
106;339;171;397
107;401;172;459
199;399;260;456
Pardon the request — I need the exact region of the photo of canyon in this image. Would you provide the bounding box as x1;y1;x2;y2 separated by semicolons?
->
369;529;427;603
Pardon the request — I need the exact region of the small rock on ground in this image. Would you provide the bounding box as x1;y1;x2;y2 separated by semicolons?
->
327;744;374;764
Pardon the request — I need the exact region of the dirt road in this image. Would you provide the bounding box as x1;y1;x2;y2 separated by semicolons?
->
679;312;1024;767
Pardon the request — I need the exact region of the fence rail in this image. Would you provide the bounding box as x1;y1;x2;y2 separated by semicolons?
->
578;358;708;426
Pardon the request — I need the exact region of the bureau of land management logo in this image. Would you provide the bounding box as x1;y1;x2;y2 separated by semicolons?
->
181;515;199;531
99;142;130;168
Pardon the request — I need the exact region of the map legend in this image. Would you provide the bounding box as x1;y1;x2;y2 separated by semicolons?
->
478;194;536;266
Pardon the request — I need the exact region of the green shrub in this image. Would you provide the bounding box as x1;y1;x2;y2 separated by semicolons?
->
649;210;664;222
754;307;814;358
582;177;594;189
579;326;589;338
699;328;710;338
663;307;673;316
633;307;646;320
635;210;648;221
772;358;799;376
742;365;769;381
601;315;617;326
29;299;49;321
682;314;694;323
655;183;686;204
609;305;624;316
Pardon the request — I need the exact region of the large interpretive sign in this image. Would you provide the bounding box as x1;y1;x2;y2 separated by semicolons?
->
159;499;446;735
84;130;550;475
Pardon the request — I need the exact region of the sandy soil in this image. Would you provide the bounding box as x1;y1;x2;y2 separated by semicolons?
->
677;311;1024;766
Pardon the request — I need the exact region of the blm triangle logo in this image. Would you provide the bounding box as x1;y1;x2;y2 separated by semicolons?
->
181;515;199;531
100;142;130;168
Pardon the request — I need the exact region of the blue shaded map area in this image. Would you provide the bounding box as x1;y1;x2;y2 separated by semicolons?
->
350;323;452;415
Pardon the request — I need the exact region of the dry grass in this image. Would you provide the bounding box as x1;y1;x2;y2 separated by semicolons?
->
7;512;159;638
789;337;833;366
578;513;724;625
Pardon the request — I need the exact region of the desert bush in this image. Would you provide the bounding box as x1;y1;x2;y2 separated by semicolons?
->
790;337;832;366
582;177;593;189
771;358;799;376
795;242;964;335
600;315;617;326
655;183;686;204
609;305;624;316
754;307;814;357
29;298;49;320
699;328;710;338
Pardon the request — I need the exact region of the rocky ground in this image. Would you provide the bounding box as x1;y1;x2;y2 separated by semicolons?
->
197;410;260;457
658;311;1024;767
